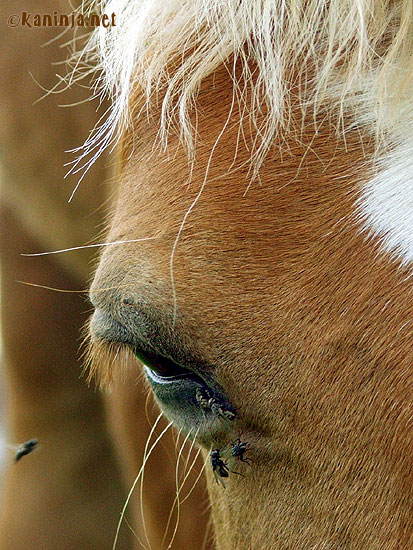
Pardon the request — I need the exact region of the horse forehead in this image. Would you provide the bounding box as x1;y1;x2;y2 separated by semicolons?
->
116;95;368;236
105;65;413;293
116;138;413;285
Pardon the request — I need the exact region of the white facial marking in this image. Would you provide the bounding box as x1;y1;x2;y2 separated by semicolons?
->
359;136;413;267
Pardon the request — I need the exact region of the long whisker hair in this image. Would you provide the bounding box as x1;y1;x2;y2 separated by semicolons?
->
20;236;159;257
161;428;195;548
112;412;173;550
167;431;207;550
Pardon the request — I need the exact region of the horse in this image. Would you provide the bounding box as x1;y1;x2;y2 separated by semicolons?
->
0;0;209;548
84;1;412;549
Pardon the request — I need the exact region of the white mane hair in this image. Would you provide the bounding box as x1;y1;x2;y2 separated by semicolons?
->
72;0;413;265
73;0;413;167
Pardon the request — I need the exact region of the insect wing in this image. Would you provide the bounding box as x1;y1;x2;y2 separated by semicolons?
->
213;468;227;488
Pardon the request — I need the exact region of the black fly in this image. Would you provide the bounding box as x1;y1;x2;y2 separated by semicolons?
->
230;439;252;465
210;402;236;422
210;448;230;487
196;387;236;424
210;447;246;488
195;387;212;411
15;439;38;462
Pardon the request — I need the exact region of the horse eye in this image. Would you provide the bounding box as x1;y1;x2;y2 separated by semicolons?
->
131;346;192;379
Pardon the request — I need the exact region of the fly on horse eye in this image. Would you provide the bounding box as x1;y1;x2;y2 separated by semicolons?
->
210;448;230;487
195;387;236;424
210;402;236;422
15;438;38;462
230;439;252;465
195;387;213;411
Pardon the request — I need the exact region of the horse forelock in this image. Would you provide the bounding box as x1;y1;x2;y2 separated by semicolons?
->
74;0;413;159
71;0;413;266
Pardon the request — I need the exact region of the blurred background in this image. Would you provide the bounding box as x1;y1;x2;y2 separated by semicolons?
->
0;1;134;548
0;3;211;549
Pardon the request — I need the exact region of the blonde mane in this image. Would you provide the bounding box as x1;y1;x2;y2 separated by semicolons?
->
73;0;413;173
